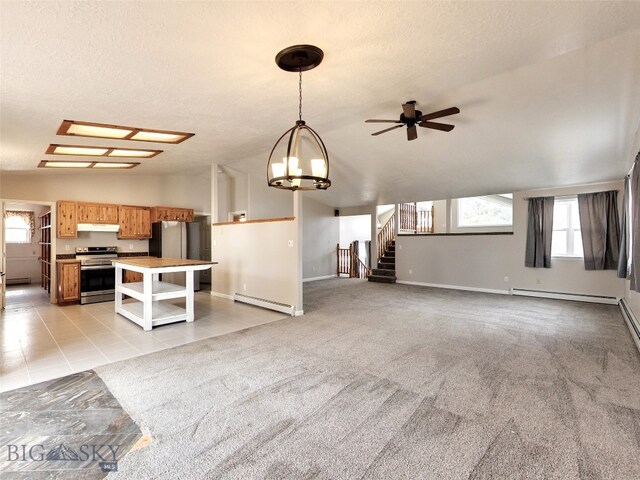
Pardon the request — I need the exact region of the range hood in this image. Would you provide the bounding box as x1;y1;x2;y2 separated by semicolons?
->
76;223;120;233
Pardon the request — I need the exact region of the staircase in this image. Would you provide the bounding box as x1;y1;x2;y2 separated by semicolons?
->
368;240;396;283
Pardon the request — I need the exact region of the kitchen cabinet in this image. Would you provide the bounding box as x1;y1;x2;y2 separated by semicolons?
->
118;205;151;239
77;202;119;224
123;270;143;283
151;207;194;223
57;261;80;304
56;201;77;238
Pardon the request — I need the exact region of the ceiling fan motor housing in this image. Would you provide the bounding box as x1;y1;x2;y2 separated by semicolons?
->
400;110;422;126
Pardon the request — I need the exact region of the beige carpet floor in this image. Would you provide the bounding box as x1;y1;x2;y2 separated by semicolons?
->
95;279;640;479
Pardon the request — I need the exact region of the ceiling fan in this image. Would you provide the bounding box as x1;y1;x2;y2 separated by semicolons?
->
365;101;460;141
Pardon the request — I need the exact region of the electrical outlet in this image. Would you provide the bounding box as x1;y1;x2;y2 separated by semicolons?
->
243;283;247;291
409;269;412;275
312;266;316;271
213;240;217;247
65;244;70;251
129;244;134;250
288;240;293;247
503;275;509;282
399;245;402;250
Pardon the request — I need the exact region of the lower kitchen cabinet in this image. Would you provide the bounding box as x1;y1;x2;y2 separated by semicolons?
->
57;261;80;304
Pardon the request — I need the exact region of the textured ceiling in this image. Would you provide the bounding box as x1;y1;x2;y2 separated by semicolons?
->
2;1;640;207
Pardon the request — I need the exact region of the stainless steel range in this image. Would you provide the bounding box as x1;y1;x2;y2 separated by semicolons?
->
76;246;118;304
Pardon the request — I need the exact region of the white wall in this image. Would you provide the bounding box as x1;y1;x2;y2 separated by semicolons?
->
303;195;338;280
339;215;371;248
248;174;294;220
211;218;301;310
397;181;625;298
1;172;211;254
0;172;211;214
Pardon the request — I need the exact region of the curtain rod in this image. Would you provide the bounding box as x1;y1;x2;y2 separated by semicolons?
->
522;191;618;201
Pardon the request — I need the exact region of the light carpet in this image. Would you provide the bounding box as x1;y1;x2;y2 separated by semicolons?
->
96;279;640;479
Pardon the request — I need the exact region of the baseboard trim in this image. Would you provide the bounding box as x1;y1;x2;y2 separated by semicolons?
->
234;293;295;316
619;298;640;353
210;291;234;300
303;275;336;283
396;280;510;295
511;288;618;305
294;310;304;316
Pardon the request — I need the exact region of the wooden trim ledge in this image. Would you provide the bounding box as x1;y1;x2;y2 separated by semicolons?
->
212;216;295;226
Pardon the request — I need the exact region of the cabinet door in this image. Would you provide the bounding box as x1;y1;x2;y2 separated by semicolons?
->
56;201;77;238
124;270;143;283
102;204;119;223
136;208;151;237
118;206;134;238
184;209;194;222
77;203;97;223
58;262;80;303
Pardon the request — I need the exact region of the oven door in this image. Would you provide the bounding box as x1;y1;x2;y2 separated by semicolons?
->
80;265;116;297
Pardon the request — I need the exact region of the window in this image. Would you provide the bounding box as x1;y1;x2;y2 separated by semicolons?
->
5;215;32;243
552;198;583;257
454;194;513;230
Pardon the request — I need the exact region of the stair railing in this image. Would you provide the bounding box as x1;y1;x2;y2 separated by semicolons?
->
399;203;417;231
337;244;351;277
337;243;371;278
416;205;435;233
377;212;395;262
351;245;371;279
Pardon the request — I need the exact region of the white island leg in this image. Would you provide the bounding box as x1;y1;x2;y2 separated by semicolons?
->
115;265;123;311
142;270;153;331
186;270;194;322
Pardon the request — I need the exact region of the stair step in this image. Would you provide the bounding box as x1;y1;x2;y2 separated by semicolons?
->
387;246;395;252
368;275;397;284
380;256;395;264
384;251;395;257
378;261;395;269
371;268;396;277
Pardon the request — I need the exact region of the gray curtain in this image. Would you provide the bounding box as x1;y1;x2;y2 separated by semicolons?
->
631;157;640;291
618;176;630;278
525;196;555;268
577;190;619;270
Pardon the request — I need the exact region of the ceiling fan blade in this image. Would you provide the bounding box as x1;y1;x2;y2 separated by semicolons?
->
371;125;404;136
365;119;402;123
419;107;460;122
402;102;416;119
419;121;455;132
407;125;418;141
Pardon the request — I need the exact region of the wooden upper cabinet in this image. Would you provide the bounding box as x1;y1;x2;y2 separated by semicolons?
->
118;205;151;239
77;202;119;224
151;207;194;223
56;201;77;238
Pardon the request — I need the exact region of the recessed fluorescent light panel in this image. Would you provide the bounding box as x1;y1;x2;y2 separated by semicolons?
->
38;160;139;169
57;120;195;144
46;144;161;158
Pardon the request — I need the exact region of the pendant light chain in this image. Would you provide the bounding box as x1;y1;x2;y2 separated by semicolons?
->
298;68;303;122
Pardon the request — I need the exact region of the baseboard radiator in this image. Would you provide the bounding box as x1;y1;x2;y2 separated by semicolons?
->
234;293;295;316
511;288;618;305
6;277;31;285
619;299;640;353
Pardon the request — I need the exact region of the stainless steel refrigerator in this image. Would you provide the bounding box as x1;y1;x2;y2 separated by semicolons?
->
150;221;201;290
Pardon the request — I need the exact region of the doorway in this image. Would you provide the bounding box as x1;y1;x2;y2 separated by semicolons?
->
1;200;57;309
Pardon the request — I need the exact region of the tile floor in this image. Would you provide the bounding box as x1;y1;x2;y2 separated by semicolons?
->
0;284;288;392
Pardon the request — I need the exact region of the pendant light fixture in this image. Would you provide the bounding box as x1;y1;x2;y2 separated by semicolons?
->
267;45;331;190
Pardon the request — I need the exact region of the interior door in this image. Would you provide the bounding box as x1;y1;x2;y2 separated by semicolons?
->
1;201;6;309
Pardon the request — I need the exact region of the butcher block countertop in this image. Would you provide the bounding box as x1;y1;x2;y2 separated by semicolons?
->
112;257;217;268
